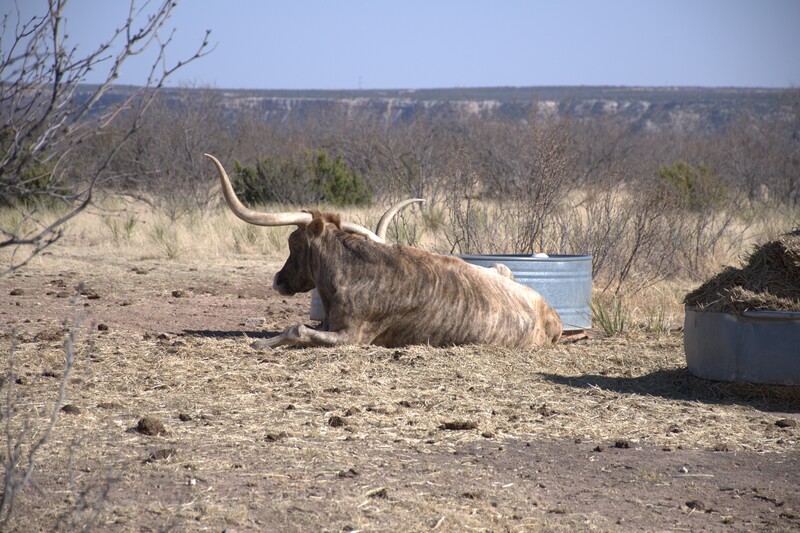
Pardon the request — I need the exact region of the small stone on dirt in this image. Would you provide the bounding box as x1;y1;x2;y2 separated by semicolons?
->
440;421;478;431
265;431;288;442
776;418;796;428
34;328;65;342
338;468;359;478
366;487;388;499
61;404;81;415
97;323;109;332
146;448;177;462
328;415;347;428
244;317;267;328
136;416;167;436
171;289;187;298
685;500;705;511
614;439;631;449
9;288;24;295
481;431;495;439
344;407;360;416
178;413;192;421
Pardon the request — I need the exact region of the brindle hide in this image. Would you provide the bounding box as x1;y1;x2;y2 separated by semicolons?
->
255;211;562;349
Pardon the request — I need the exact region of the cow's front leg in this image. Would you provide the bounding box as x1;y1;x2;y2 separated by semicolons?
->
251;324;358;350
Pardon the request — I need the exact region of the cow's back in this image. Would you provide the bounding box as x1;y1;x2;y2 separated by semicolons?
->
318;240;560;348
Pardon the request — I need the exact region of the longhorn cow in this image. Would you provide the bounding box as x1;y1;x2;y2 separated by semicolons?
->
205;154;562;349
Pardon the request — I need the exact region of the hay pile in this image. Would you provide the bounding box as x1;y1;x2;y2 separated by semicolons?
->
685;230;800;313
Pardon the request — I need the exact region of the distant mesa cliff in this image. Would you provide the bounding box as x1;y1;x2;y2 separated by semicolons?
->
80;85;793;133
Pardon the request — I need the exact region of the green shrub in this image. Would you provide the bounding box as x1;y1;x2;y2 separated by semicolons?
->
310;151;371;206
656;160;728;211
0;137;66;209
232;151;371;207
232;157;307;206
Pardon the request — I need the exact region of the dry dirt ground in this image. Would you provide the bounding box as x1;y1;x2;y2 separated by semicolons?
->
2;249;799;532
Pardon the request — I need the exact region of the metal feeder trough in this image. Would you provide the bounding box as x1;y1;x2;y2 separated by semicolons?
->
684;306;800;385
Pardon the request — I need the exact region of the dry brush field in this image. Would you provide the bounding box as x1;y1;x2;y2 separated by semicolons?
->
1;207;799;532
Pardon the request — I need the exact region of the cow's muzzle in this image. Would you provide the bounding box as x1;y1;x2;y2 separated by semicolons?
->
272;272;296;296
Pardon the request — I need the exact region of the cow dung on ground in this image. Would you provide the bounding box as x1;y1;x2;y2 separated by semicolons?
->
685;229;800;312
136;416;167;436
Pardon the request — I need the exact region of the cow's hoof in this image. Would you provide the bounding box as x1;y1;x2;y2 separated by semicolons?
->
250;339;276;350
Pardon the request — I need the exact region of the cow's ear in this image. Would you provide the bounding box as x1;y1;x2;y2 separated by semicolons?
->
307;217;325;238
328;213;342;229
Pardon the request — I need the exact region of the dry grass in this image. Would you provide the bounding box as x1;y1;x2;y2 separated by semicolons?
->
3;190;789;266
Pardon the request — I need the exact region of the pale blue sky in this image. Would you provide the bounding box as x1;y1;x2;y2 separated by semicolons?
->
6;0;800;89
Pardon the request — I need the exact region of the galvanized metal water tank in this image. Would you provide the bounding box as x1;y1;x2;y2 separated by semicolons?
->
684;306;800;385
458;254;593;332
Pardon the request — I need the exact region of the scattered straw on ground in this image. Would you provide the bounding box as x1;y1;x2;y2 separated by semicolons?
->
3;327;799;530
2;240;799;531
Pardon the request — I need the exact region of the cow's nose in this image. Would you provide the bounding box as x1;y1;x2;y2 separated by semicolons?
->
272;272;294;295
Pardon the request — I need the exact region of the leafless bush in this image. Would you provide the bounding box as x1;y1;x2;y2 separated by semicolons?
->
444;117;576;254
719;106;800;208
569;116;638;185
555;167;746;295
555;177;687;295
106;88;235;220
0;0;211;273
442;148;499;253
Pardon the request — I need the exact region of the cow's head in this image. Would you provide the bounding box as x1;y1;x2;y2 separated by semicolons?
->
205;154;423;295
543;305;563;344
272;226;314;296
272;211;342;296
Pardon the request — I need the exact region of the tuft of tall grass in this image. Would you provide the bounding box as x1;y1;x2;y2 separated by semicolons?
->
590;297;629;337
151;221;181;260
102;214;138;244
640;305;672;336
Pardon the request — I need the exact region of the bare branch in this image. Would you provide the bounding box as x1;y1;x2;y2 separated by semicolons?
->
1;0;213;275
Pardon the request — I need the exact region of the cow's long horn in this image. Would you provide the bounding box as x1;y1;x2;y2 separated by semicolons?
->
375;198;426;241
205;153;383;242
205;153;311;227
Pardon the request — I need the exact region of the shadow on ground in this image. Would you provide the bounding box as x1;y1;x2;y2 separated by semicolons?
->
541;368;800;413
183;329;280;339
